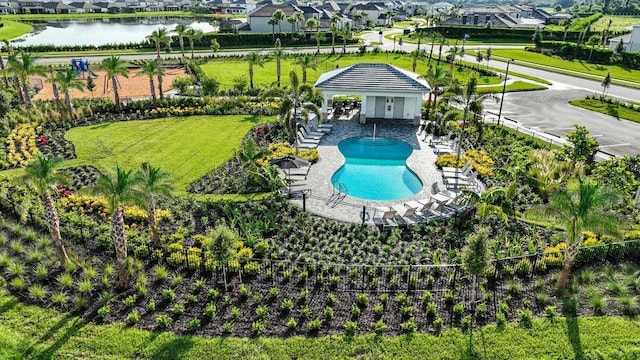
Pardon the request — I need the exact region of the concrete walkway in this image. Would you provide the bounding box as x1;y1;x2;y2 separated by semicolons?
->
290;114;450;225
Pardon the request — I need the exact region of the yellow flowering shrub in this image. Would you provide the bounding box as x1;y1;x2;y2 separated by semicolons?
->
542;242;565;268
124;206;173;223
256;142;319;167
60;195;108;218
436;149;495;176
5;123;40;168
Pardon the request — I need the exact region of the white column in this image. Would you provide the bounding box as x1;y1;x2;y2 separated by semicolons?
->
359;93;367;124
413;95;422;125
321;93;329;122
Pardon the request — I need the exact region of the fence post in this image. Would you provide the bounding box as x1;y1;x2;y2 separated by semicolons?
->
362;206;366;225
530;253;538;278
302;193;306;212
407;265;412;292
184;248;189;269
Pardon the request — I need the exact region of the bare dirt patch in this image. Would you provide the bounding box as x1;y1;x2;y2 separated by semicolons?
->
32;66;188;102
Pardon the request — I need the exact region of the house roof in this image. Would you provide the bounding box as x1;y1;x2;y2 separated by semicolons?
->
248;3;300;17
314;63;430;93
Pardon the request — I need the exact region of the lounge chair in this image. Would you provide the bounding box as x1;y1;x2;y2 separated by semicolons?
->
405;199;434;215
299;126;323;140
433;145;456;155
297;131;320;144
312;123;332;132
442;166;473;180
442;161;472;174
373;206;397;227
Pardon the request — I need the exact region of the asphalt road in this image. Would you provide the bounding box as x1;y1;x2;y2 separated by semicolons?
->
35;30;640;157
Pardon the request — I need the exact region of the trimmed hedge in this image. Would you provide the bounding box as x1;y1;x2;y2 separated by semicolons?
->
527;41;640;68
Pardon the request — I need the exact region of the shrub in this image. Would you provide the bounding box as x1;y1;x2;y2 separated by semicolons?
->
171;303;185;316
122;294;137;308
281;298;294;312
374;303;384;318
355;293;369;308
256;305;268;320
287;317;297;330
208;288;220;301
544;305;557;320
127;311;140;325
401;318;417;334
74;296;88;311
11;277;25;290
496;312;507;329
189;318;201;331
153;265;169;281
162;288;176;301
518;309;534;328
307;319;322;334
426;302;437;317
205;303;216;318
147;299;156;312
443;289;455;305
324;306;334;321
374;319;386;335
231;307;241;320
325;293;337;306
475;303;488;319
351;303;361;319
156;314;172;328
28;284;47;303
344;320;357;336
421;291;433;306
433;316;443;335
97;305;110;318
300;306;311;319
453;303;464;318
223;322;233;334
52;292;68;306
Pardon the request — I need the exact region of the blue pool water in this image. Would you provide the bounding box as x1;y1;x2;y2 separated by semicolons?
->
331;137;423;201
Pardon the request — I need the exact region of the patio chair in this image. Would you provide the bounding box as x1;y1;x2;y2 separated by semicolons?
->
406;199;434;215
433;144;456;155
373;206;397;227
297;132;320;146
442;161;472;174
299;126;324;139
393;203;418;218
442;165;474;180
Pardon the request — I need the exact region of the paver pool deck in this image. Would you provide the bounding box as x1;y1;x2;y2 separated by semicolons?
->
290;115;450;224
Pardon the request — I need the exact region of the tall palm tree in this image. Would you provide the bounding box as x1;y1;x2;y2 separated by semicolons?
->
185;27;203;60
409;49;427;72
24;155;70;265
530;177;623;289
7;51;44;108
437;36;448;61
45;66;61;104
446;43;464;77
172;24;189;59
268;18;277;41
462;187;510;223
415;27;425;51
56;67;85;115
306;18;319;36
136;60;165;103
418;65;447;122
341;26;352;54
294;53;317;83
279;70;323;153
271;9;285;34
94;165;143;290
427;31;441;67
146;27;172;62
246;52;266;89
272;44;285;87
312;31;324;54
352;13;363;27
100;55;129;110
330;20;339;55
136;162;172;247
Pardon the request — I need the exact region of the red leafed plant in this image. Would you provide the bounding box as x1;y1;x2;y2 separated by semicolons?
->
37;135;49;146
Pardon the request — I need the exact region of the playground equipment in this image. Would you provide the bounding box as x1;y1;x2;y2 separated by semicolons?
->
71;58;98;79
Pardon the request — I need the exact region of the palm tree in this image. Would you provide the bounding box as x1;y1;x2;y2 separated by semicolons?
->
437;36;448;61
100;55;129;110
0;40;10;87
306;17;319;34
146;27;172;62
24;155;70;265
330;20;339;55
45;66;61;104
462;187;510;223
56;67;85;115
268;18;277;41
184;27;203;60
341;26;352;54
294;53;317;83
418;65;447;122
136;162;173;247
352;13;363;27
206;225;239;290
7;51;44;108
172;24;189;59
409;49;427;72
443;77;496;167
312;31;324;54
415;27;425;51
271;9;285;34
279;70;323;152
530;177;623;289
94;165;143;290
485;47;492;69
427;31;441;67
446;43;464;76
246;52;266;89
137;60;165;103
272;44;285;87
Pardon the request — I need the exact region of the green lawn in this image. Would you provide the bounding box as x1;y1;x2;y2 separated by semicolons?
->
62;115;269;193
569;98;640;123
2;293;640;359
0;20;33;40
490;49;640;86
478;80;547;94
591;15;639;32
200;53;502;91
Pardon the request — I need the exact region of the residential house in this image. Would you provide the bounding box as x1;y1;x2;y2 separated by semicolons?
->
440;5;546;29
610;24;640;53
67;1;103;13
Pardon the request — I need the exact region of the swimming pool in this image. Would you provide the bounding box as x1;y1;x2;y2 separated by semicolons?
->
331;137;423;201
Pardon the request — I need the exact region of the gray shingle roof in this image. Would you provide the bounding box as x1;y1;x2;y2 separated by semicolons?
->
314;63;430;93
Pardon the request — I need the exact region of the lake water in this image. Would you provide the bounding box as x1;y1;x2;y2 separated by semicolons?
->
14;18;218;47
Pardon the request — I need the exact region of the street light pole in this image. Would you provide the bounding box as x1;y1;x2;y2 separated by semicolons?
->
497;59;513;126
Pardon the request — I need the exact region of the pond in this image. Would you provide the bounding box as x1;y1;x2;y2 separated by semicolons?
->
13;18;218;47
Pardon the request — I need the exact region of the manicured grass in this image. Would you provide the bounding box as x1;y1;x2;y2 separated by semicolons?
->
591;15;639;32
385;34;531;45
200;53;503;90
1;11;226;20
62;115;269;193
490;49;640;87
1;293;640;359
569;98;640;123
0;19;33;40
478;80;547;94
